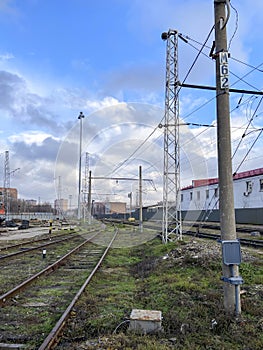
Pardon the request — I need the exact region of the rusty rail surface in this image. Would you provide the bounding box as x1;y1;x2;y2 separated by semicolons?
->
0;231;75;251
0;231;99;306
0;235;78;260
38;229;118;350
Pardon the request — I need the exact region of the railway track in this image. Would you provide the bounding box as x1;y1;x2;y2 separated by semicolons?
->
183;229;263;248
0;225;100;260
0;233;80;260
0;228;118;349
102;218;263;249
0;234;88;296
0;230;76;256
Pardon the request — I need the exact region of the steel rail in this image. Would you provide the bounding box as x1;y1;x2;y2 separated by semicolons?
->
0;235;78;260
183;230;263;248
38;229;118;350
0;231;76;251
102;219;263;249
0;231;100;306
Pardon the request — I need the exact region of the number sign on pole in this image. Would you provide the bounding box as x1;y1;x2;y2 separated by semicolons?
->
219;51;229;89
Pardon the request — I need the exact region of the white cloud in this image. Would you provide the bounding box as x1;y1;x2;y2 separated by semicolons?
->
8;131;59;146
84;96;120;111
0;52;14;61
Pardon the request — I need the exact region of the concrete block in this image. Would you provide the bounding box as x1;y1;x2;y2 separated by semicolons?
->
129;309;162;334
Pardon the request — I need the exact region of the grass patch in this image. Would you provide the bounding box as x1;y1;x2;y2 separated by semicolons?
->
59;238;263;349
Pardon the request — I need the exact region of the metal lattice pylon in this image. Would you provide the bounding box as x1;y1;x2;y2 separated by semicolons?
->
161;29;182;243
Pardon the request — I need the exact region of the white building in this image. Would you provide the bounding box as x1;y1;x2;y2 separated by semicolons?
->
181;167;263;224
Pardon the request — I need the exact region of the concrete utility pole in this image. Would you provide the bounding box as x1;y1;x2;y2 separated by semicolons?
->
214;0;240;314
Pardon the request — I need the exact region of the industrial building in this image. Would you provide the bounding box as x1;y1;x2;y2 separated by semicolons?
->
180;167;263;224
92;201;126;217
54;199;69;213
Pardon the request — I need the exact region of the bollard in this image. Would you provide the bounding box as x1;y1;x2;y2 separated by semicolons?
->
42;249;46;259
49;220;53;235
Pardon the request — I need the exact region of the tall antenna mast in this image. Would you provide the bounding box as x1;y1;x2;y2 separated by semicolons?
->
3;151;10;218
161;29;182;243
58;175;62;216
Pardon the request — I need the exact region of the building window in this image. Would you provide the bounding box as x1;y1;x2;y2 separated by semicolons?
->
260;179;263;191
190;192;193;201
214;187;218;198
197;191;200;201
245;181;252;195
206;189;209;199
181;194;183;202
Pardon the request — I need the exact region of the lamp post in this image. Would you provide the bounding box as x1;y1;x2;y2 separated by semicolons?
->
77;112;85;220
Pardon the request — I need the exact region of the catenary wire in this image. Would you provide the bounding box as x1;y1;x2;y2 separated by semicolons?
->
177;25;215;92
180;31;263;92
228;1;239;50
106;29;263;180
182;32;263;73
232;96;263;158
107;26;216;178
233;128;263;176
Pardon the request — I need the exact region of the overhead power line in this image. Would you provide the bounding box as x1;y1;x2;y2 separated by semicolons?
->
232;96;263;158
179;82;263;95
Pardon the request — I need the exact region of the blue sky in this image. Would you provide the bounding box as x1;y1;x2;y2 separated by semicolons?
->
0;0;263;207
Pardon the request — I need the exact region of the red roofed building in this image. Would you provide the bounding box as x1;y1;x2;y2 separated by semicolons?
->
181;167;263;224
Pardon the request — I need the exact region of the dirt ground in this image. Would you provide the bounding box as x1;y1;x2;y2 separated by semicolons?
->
0;227;49;240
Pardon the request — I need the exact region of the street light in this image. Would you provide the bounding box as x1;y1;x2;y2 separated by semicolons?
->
77;112;85;220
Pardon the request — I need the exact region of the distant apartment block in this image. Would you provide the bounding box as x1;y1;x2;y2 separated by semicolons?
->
54;199;68;212
92;201;126;216
0;187;18;200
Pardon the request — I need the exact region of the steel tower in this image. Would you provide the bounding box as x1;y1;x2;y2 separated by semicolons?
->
161;29;182;243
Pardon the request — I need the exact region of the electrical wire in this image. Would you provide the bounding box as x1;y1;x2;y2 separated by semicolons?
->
192;124;263;227
232;96;263;158
180;32;263;92
231;56;263;72
107;26;216;178
230;69;263;92
105;26;263;186
107;122;163;177
180;96;263;226
228;1;239;50
177;25;215;93
233;128;263;176
183;31;263;73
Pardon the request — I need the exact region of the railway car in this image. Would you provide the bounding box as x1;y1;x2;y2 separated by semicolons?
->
0;201;5;224
0;201;5;215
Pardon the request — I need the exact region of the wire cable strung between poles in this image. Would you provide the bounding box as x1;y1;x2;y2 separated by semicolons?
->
107;121;163;177
181;31;263;73
108;26;217;178
232;96;263;158
106;26;263;182
179;31;263;93
195;126;263;228
109;25;222;178
177;25;215;97
233;128;263;176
